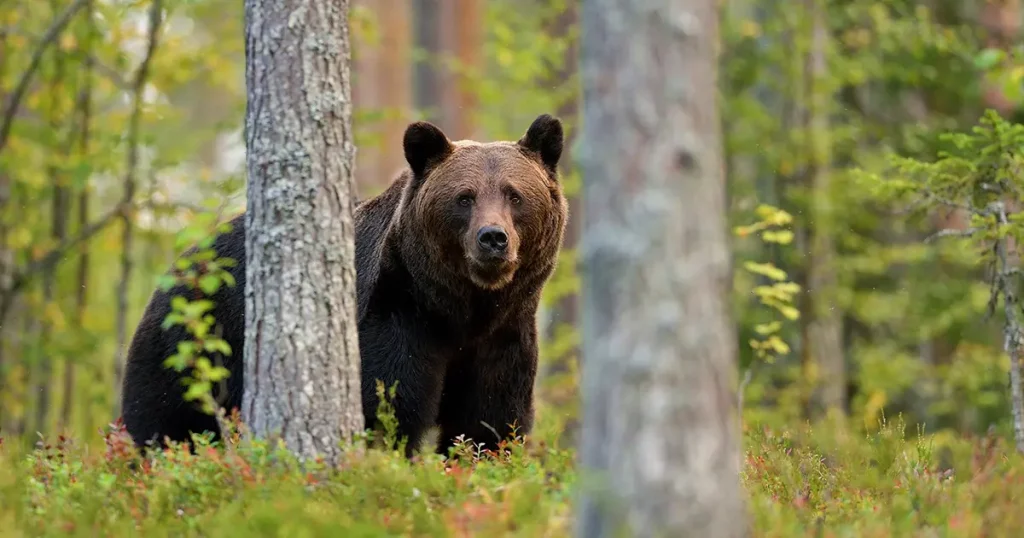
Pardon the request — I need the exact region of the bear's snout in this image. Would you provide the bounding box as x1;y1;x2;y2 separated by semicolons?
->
465;222;519;290
476;225;509;254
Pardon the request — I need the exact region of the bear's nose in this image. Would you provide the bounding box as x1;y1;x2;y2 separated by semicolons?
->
477;225;509;253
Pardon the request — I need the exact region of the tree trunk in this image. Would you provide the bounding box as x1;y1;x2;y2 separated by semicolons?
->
543;0;580;363
35;26;70;437
436;0;482;139
540;0;581;445
411;0;442;123
0;28;10;431
980;0;1024;440
576;1;746;537
351;0;413;195
801;0;846;417
61;4;95;434
242;0;364;464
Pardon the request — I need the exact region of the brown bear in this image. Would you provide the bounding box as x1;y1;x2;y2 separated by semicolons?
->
119;114;568;457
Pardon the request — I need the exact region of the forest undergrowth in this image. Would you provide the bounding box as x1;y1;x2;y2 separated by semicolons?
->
2;402;1023;537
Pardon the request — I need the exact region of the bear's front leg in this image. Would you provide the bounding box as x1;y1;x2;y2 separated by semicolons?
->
359;317;448;458
435;322;539;457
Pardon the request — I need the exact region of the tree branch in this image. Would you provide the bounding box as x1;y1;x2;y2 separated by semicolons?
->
0;0;89;153
0;197;221;325
0;201;129;321
924;227;980;244
923;192;977;215
1;28;131;91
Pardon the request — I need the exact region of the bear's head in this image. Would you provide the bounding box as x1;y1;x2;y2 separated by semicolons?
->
397;114;567;291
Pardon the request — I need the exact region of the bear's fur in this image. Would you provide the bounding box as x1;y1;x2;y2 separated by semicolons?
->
120;114;568;456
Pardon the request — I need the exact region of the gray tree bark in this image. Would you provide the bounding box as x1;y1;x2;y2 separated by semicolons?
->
575;1;747;537
242;0;364;465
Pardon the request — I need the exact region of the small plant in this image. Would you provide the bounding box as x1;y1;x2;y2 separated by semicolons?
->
370;380;407;455
157;217;237;442
735;204;802;419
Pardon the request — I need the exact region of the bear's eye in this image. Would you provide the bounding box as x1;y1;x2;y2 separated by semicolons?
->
509;193;522;206
457;194;474;207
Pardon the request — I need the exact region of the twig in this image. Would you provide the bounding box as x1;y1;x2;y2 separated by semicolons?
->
737;367;754;419
0;201;130;322
890;196;931;216
84;53;131;90
924;227;980;244
0;198;211;312
923;192;978;215
0;28;129;90
113;0;164;414
0;0;89;154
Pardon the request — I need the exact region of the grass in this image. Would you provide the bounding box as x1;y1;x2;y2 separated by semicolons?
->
2;411;1024;537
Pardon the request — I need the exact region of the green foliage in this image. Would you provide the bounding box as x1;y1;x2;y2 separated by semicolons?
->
857;110;1024;440
8;1;1024;533
5;417;1024;536
866;109;1024;229
0;0;245;443
719;0;1020;434
156;218;236;417
370;380;406;455
736;205;802;365
0;420;574;537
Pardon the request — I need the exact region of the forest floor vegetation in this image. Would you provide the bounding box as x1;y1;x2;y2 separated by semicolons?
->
2;403;1022;537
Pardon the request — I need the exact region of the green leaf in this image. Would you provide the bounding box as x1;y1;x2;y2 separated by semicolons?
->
162;353;188;372
156;274;177;292
974;48;1005;71
754;321;782;335
744;262;788;281
160;313;186;330
761;230;794;244
204;338;233;356
170;296;189;312
778;305;801;320
184;381;212;402
208;366;231;382
176;341;197;357
198;274;221;295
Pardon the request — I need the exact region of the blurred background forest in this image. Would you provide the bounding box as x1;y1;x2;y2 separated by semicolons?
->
2;0;1024;453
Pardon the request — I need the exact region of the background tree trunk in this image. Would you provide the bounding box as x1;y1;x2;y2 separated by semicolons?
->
34;29;69;438
576;0;746;536
436;0;482;139
61;2;95;433
801;0;846;418
540;0;582;446
352;0;413;195
242;0;364;464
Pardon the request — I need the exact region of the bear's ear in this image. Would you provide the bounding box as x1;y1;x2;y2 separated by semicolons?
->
517;114;563;175
403;121;454;179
